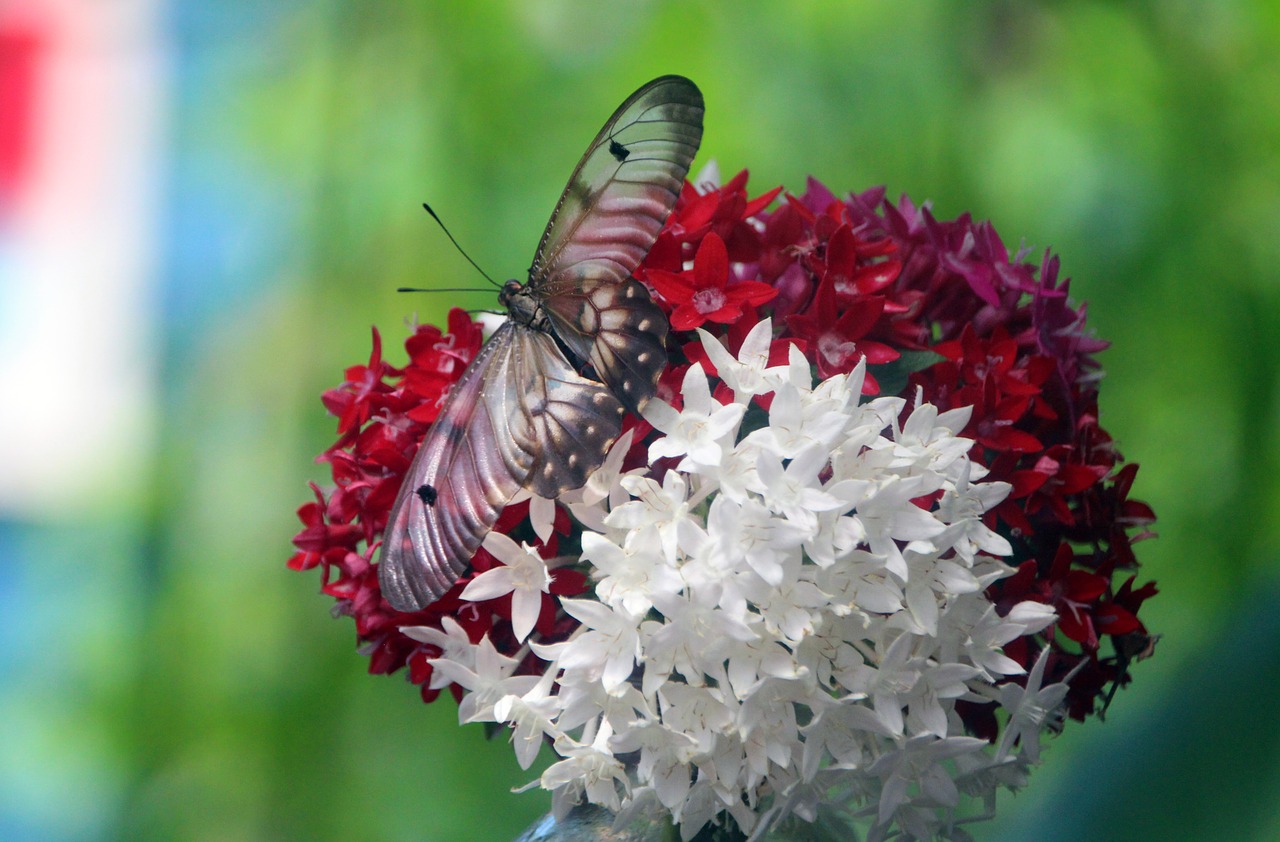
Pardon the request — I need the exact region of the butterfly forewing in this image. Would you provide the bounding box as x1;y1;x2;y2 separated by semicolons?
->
533;75;700;413
378;76;703;612
529;75;704;290
378;323;626;611
378;324;532;610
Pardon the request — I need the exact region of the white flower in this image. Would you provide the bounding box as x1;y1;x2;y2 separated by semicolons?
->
724;635;806;700
610;720;699;808
607;470;706;565
655;683;736;759
843;472;946;581
838;631;923;736
697;321;774;402
742;380;851;457
799;696;892;776
993;646;1074;764
704;495;807;587
742;573;828;645
541;720;630;814
535;598;642;693
644;363;746;471
815;548;904;615
960;600;1058;679
581;529;681;617
904;661;981;739
527;492;557;543
642;590;756;694
866;734;988;837
446;336;1068;841
890;392;974;475
692;158;721;190
900;539;981;636
462;532;551;643
400;616;475;690
754;445;846;534
494;670;560;769
936;459;1014;562
430;634;537;725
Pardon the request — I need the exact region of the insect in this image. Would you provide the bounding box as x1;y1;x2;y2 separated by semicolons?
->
377;76;704;612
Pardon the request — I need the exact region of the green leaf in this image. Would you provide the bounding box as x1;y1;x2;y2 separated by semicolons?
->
870;349;946;396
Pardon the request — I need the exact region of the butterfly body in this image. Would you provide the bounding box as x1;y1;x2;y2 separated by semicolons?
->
378;76;703;612
498;278;552;333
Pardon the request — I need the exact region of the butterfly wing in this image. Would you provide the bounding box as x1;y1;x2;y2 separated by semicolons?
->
379;76;703;612
529;75;702;412
377;323;624;612
528;75;704;289
513;329;627;500
538;275;669;416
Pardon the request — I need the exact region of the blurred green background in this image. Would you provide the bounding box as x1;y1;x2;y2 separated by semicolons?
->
3;1;1278;840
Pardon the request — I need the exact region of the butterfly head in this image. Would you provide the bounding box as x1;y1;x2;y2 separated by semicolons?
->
499;278;544;328
497;278;522;305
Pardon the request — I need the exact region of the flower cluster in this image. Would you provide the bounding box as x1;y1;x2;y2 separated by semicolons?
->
427;325;1063;839
290;167;1159;839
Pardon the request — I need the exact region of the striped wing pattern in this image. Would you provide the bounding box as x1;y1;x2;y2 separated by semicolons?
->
378;76;703;612
378;323;624;611
379;325;525;608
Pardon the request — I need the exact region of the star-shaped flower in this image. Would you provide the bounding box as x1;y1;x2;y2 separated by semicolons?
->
462;532;552;642
647;232;778;330
643;363;746;472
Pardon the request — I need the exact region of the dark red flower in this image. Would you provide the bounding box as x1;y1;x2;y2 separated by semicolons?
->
321;328;397;435
785;277;899;389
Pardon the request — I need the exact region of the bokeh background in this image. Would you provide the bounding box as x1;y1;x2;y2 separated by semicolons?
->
2;1;1277;840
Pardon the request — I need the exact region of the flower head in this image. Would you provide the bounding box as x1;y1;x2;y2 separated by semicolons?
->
290;169;1158;840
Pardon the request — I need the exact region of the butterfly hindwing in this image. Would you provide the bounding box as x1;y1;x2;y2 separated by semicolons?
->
537;276;669;415
511;328;626;498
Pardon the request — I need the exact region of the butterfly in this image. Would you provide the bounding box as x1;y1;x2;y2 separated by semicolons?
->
377;76;704;612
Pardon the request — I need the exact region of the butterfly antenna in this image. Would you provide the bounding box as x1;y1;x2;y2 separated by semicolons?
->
422;202;500;288
398;286;494;293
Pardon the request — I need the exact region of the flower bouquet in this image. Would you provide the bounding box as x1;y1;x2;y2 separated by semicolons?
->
290;83;1158;841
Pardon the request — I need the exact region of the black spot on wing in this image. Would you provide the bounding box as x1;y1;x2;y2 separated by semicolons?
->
609;139;630;162
416;484;438;507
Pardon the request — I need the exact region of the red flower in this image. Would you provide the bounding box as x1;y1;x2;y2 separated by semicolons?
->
647;232;777;330
646;169;782;271
321;328;397;435
784;277;899;389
